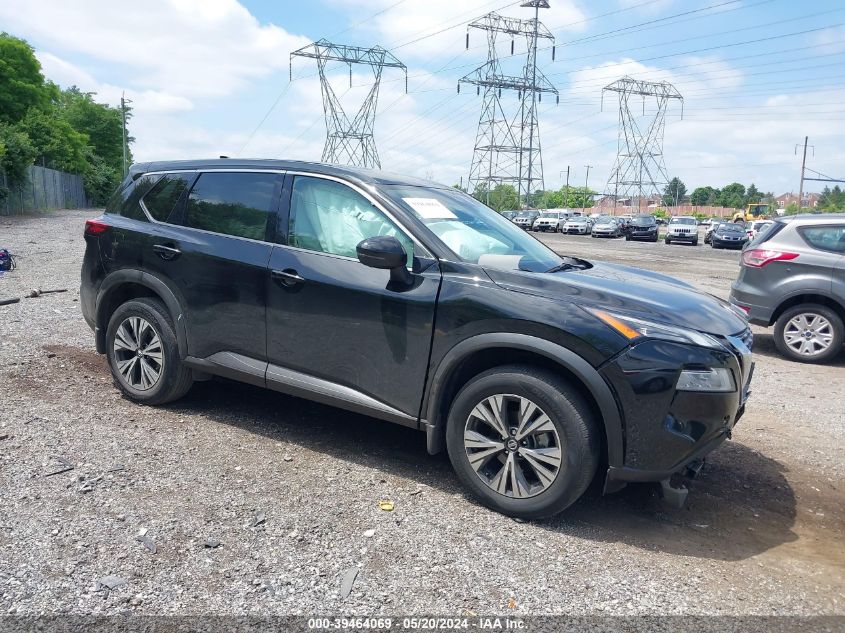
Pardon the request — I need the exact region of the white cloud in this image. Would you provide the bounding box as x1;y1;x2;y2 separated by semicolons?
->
0;0;311;99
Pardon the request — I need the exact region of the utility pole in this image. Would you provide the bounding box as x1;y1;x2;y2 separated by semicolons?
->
560;167;570;208
120;93;132;176
794;136;814;210
583;165;592;214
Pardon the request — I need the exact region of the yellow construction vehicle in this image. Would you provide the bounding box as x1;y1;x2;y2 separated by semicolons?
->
731;203;771;225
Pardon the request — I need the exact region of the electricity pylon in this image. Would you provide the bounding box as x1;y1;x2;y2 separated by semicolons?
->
459;1;558;207
602;76;683;211
290;39;407;169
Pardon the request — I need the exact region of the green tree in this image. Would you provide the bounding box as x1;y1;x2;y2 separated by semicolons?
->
717;183;746;209
488;184;520;212
746;183;762;204
541;189;564;209
662;176;687;206
0;33;48;125
690;186;718;206
18;108;88;173
0;123;37;186
58;86;131;168
567;186;597;209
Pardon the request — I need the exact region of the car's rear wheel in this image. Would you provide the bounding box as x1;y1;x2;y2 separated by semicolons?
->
446;365;599;519
774;304;844;364
106;297;194;404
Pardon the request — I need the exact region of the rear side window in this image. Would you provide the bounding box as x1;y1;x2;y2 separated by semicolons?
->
181;172;278;241
799;225;845;254
105;175;158;222
143;173;193;222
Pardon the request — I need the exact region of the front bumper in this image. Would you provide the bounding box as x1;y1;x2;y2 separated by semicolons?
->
599;334;753;490
667;232;696;241
713;236;748;249
628;230;658;240
565;226;588;234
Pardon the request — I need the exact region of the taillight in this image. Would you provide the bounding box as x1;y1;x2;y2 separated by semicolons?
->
84;219;109;236
741;249;798;268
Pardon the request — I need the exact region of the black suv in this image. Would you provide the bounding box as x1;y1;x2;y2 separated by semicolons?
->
81;159;753;518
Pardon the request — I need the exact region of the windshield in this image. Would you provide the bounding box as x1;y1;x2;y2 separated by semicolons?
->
719;223;745;232
671;217;697;225
540;212;559;218
567;217;587;223
631;215;656;226
596;216;614;224
383;185;564;273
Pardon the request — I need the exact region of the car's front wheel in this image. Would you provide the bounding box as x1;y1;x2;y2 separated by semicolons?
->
446;365;599;519
774;304;844;364
106;297;194;405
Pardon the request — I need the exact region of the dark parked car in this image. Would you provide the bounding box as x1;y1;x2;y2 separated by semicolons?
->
710;222;749;249
82;159;753;518
730;214;845;363
513;211;539;230
625;214;659;242
704;220;725;245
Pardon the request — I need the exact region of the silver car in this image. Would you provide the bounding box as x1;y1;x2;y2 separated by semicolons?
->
591;216;621;238
563;216;591;235
730;214;845;363
665;216;699;245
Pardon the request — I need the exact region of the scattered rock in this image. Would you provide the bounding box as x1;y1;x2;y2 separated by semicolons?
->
204;538;221;549
363;529;375;538
136;534;156;554
340;568;359;599
95;576;127;591
251;511;266;528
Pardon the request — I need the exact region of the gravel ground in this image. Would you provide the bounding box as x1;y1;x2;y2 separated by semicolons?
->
0;210;843;617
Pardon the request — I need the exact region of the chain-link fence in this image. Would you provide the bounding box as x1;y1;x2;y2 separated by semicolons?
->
0;165;90;215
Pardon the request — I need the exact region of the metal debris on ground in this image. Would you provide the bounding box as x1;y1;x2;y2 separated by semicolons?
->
378;500;395;511
0;298;20;307
204;538;221;548
251;511;266;528
340;568;359;599
44;456;74;477
26;288;68;298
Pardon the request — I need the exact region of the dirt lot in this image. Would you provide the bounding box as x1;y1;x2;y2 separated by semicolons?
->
0;210;843;617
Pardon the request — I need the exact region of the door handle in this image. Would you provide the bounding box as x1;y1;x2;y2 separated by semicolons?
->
271;268;306;285
153;244;181;260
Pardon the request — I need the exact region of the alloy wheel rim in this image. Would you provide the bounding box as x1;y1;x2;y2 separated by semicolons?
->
784;313;833;357
113;316;164;390
464;394;562;499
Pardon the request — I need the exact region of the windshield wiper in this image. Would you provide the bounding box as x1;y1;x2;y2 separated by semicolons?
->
545;256;589;273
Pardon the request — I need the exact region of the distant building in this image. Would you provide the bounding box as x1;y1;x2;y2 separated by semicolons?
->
775;192;820;208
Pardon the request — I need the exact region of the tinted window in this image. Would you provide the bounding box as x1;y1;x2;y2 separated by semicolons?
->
631;215;655;226
719;223;745;232
143;173;192;222
183;172;277;240
106;175;155;222
799;225;845;254
289;176;413;261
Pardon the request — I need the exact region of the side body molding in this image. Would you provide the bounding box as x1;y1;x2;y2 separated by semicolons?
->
95;269;189;357
422;333;624;469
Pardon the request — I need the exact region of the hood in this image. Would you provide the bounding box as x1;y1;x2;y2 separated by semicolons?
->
483;261;746;337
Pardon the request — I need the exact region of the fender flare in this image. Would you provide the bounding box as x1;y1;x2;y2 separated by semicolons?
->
95;269;189;358
423;333;624;469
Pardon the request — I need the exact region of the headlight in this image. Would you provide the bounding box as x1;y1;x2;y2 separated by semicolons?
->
676;368;735;392
585;308;724;349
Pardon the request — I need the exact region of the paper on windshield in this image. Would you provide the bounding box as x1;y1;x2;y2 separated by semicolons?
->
402;197;457;220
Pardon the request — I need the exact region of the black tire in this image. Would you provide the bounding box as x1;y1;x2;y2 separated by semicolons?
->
445;365;600;519
106;297;194;405
692;237;699;246
665;237;672;244
773;304;844;364
652;235;659;242
625;235;631;241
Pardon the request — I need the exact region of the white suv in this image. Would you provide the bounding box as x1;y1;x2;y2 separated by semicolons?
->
665;216;699;246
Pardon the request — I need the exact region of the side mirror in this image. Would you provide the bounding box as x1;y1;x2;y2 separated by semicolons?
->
356;236;412;285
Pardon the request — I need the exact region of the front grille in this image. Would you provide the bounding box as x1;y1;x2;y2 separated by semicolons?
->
739;327;753;352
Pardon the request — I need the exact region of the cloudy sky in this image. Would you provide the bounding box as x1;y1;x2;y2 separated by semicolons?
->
2;0;844;196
